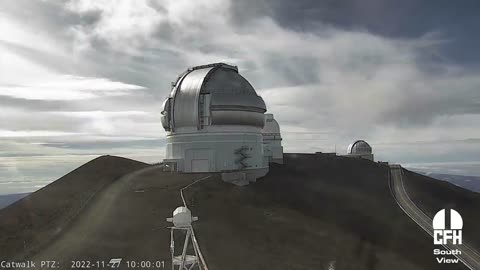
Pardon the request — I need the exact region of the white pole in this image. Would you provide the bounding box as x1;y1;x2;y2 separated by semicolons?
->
179;229;191;270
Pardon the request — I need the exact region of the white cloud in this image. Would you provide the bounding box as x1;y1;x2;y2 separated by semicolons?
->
0;16;59;56
0;46;53;85
51;110;148;117
52;110;153;136
0;75;145;100
27;0;480;158
65;1;477;136
0;0;479;179
0;130;82;138
66;0;164;53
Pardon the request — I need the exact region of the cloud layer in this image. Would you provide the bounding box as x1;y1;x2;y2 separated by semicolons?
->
1;0;480;193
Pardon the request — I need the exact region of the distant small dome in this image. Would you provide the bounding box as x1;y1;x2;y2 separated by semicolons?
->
347;140;372;154
262;114;281;135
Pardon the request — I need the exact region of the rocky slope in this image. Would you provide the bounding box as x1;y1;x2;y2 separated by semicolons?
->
0;154;476;270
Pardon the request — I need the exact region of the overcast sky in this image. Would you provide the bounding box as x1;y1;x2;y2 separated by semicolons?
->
1;0;480;193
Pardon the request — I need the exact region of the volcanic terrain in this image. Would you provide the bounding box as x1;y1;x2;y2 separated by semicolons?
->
1;154;478;270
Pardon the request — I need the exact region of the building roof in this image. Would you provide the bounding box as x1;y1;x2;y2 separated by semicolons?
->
262;114;281;135
162;63;267;130
347;140;372;154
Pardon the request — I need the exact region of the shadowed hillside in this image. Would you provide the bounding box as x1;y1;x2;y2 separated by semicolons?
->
425;173;480;193
0;155;149;260
0;193;30;209
403;169;480;249
187;154;466;270
0;154;475;270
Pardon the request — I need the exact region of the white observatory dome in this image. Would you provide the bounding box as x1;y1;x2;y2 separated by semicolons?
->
161;63;266;131
262;114;283;164
347;140;372;154
161;63;276;185
346;140;374;161
262;114;281;135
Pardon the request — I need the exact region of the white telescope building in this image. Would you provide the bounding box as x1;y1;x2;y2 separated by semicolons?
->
161;63;282;185
346;140;374;161
262;114;283;164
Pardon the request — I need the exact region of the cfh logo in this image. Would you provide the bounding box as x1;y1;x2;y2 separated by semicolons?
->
433;209;463;245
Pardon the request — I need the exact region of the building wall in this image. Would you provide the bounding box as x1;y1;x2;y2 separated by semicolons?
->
164;127;268;173
345;153;374;161
263;138;284;164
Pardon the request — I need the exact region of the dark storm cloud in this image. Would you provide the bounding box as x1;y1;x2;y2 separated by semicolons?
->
230;0;480;67
232;0;478;38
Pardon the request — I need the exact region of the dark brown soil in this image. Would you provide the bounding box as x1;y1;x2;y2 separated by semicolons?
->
0;153;474;270
0;155;149;260
188;154;466;270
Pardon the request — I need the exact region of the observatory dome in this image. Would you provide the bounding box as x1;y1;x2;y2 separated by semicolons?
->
161;63;279;186
347;140;372;154
346;140;374;161
161;63;266;131
262;114;283;164
262;114;281;135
